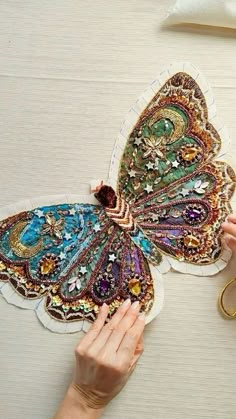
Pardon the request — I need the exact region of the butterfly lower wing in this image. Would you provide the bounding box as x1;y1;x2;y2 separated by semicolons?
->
44;230;162;330
133;161;235;274
0;196;162;332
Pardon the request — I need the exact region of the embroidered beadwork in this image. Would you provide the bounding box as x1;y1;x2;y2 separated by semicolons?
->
0;70;235;328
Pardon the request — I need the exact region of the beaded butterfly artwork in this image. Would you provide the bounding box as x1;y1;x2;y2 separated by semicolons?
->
0;63;235;333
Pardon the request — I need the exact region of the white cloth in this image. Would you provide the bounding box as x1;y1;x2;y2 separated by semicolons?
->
166;0;236;29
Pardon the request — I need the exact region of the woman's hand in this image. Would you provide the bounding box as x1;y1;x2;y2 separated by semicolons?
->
55;299;145;419
222;214;236;253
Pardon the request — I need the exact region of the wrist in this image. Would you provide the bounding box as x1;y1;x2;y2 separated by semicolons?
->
70;384;104;418
55;384;104;419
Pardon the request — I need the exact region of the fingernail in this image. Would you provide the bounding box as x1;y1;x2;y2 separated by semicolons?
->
102;303;108;308
138;312;146;320
132;301;140;310
122;298;131;307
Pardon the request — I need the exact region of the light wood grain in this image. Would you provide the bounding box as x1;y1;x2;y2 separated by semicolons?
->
1;1;236;418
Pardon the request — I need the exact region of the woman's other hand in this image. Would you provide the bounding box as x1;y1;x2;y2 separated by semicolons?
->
222;214;236;253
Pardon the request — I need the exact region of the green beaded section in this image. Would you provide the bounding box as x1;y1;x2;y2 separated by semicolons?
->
118;104;203;202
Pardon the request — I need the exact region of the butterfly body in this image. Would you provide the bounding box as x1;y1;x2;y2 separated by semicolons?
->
96;185;163;266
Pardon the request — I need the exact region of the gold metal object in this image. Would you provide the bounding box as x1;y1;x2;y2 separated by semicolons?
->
219;278;236;319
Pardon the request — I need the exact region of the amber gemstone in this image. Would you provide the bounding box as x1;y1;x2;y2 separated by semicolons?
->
183;234;200;248
128;278;141;296
181;146;198;161
41;258;56;275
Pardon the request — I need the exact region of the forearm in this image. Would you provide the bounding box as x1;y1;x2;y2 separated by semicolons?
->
55;384;104;419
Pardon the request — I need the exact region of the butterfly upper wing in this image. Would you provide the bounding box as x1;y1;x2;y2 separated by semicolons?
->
110;63;235;274
117;71;222;203
0;195;162;332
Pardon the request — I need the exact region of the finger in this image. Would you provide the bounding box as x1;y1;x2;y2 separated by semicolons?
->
128;337;144;374
86;299;132;357
222;222;236;237
225;235;236;253
129;347;144;370
117;313;145;364
75;303;109;352
134;335;144;356
103;301;140;353
227;214;236;224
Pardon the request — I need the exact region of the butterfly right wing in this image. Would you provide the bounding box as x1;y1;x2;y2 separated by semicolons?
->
108;63;235;275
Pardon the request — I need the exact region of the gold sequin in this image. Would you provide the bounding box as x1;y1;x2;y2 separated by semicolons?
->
0;261;6;271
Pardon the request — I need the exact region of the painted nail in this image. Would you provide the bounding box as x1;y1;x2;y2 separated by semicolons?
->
132;301;140;310
122;298;131;307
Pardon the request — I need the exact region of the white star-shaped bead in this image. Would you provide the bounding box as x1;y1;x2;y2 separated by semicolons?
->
180;188;190;197
69;208;76;216
93;223;101;232
65;232;72;240
128;169;136;178
79;266;87;275
172;160;180;168
134;137;142;146
34;209;44;218
146;162;155;170
109;254;116;262
144;184;153;194
59;251;66;260
151;214;159;221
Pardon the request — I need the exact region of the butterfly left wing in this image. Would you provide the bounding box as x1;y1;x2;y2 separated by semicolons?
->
0;195;162;333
